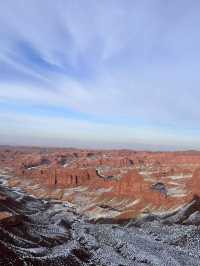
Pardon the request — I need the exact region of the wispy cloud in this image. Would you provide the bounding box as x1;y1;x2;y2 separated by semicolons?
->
1;110;199;150
0;0;200;148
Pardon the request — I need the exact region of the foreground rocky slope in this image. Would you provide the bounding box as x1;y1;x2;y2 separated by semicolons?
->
0;172;200;266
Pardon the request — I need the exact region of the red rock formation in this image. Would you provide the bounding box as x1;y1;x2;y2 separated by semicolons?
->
1;146;200;219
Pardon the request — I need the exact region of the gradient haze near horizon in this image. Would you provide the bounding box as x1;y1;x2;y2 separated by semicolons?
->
0;0;200;150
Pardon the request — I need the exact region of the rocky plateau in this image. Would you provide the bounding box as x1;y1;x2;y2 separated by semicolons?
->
0;146;200;265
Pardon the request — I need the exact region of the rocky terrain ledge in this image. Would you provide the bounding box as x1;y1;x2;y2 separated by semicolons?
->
0;170;200;265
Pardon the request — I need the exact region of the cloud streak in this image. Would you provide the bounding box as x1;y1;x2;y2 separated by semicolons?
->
0;0;200;148
1;110;199;150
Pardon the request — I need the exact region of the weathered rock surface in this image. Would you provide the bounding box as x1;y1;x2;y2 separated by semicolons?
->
0;211;13;221
0;173;200;266
1;146;200;220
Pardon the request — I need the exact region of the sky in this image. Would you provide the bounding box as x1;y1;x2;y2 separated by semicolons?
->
0;0;200;150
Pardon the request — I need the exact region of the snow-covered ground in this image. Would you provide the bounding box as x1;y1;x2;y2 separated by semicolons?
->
0;172;200;265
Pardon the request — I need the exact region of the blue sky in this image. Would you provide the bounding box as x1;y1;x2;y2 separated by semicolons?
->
0;0;200;150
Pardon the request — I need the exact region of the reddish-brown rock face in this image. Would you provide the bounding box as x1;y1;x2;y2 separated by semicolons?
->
1;146;200;220
186;168;200;197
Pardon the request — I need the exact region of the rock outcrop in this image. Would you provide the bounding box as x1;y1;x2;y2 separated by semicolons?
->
1;146;200;220
0;174;200;266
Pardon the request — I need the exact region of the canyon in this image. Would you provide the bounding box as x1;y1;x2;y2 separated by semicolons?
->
1;146;200;222
0;146;200;265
